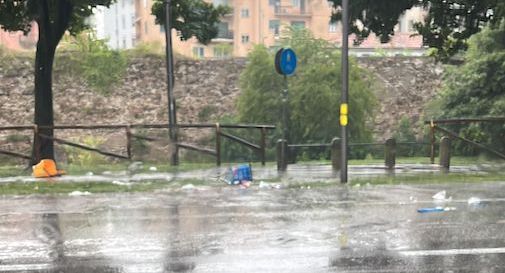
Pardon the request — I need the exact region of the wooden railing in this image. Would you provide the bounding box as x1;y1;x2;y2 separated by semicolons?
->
0;123;275;166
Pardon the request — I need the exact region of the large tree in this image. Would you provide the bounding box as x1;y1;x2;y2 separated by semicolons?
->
330;0;505;61
0;0;228;163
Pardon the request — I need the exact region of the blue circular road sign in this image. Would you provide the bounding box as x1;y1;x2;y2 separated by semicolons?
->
275;48;297;76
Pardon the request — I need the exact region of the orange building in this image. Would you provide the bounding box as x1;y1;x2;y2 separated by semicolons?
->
0;23;38;51
135;0;425;59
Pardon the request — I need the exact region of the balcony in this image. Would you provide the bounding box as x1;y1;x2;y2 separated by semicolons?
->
273;6;311;17
214;30;234;42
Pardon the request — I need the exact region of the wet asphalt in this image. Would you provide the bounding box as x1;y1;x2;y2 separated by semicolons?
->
1;178;505;273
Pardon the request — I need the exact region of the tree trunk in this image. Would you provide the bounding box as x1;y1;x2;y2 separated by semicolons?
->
32;27;57;163
31;0;73;165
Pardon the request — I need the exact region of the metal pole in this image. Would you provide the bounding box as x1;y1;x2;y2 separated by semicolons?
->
164;0;178;165
340;0;349;183
282;75;288;141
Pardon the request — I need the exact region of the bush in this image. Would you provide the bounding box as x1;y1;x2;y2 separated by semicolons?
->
56;32;128;95
64;136;108;166
238;28;377;161
430;21;505;156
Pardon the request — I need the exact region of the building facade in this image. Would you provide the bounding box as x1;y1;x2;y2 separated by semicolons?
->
92;0;136;50
135;0;425;59
0;23;38;51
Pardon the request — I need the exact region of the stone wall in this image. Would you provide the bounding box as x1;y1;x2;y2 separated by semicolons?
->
0;55;443;160
356;57;444;139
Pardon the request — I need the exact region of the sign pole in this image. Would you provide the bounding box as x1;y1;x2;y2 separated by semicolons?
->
282;75;288;141
164;0;178;165
340;0;349;183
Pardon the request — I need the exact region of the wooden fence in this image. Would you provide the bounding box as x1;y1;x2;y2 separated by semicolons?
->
0;123;275;166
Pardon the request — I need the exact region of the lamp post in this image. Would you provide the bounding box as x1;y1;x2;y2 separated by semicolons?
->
340;0;349;183
164;0;178;165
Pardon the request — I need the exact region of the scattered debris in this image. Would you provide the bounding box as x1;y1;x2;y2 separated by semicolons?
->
468;197;482;205
102;171;112;175
112;180;133;186
149;166;158;172
181;184;195;191
85;172;94;176
223;164;253;186
409;196;417;203
259;181;281;189
417;206;456;213
68;191;91;196
432;190;452;202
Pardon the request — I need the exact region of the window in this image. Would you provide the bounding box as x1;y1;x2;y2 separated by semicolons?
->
160;25;165;32
122;38;126;49
193;47;205;58
292;0;300;7
241;8;249;18
144;22;148;34
329;21;337;33
122;15;126;29
213;47;230;59
269;20;280;35
241;35;249;44
291;21;305;29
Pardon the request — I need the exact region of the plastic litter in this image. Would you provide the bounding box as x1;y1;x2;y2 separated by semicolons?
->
432;190;452;202
417;206;456;213
223;164;253;186
149;166;158;172
85;172;94;176
112;180;132;186
32;159;65;178
467;197;481;205
181;184;195;191
68;191;91;196
259;181;281;189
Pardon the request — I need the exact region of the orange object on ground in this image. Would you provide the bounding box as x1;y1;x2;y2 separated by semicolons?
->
32;159;65;178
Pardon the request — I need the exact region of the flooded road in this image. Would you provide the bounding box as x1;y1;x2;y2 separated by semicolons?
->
1;181;505;272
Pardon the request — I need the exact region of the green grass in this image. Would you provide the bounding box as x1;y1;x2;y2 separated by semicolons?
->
0;181;163;195
0;178;211;195
351;172;505;186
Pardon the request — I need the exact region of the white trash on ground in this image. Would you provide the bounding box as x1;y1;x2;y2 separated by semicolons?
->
181;184;195;191
258;181;281;189
468;197;482;205
112;180;133;186
432;190;452;202
68;191;91;196
149;166;158;172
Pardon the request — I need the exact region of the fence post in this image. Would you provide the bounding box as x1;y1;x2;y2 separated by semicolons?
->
277;139;287;172
260;127;267;166
385;138;396;170
430;123;435;164
331;137;341;172
439;136;451;170
126;125;132;160
215;123;221;166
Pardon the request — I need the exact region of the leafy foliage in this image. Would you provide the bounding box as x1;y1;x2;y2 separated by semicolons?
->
57;33;127;94
434;21;505;155
238;28;377;160
329;0;505;61
151;0;231;45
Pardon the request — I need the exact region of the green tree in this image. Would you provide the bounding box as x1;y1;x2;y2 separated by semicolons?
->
238;28;376;159
0;0;228;163
433;21;505;155
329;0;505;61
